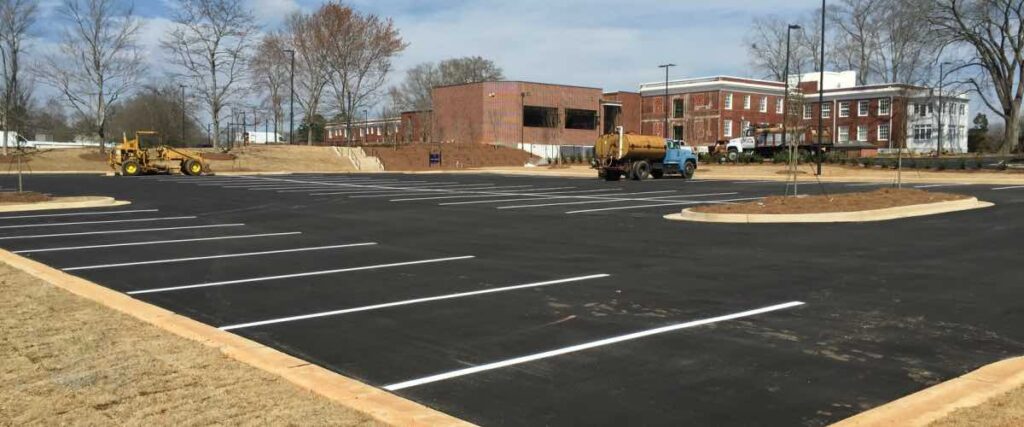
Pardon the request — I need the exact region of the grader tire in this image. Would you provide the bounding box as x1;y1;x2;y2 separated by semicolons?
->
121;160;141;176
182;159;203;176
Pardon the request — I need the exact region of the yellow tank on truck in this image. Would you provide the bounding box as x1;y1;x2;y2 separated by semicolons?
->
594;133;667;161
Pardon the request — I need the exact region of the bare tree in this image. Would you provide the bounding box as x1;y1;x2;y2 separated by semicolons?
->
390;56;504;112
284;8;331;145
745;16;791;80
829;0;882;85
874;0;939;84
162;0;256;149
37;0;141;152
316;2;406;145
1;0;37;156
931;0;1024;154
250;32;288;143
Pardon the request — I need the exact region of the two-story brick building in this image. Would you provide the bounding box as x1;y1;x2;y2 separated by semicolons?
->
639;71;970;153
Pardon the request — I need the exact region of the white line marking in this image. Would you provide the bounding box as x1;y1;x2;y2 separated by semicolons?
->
992;185;1024;190
276;182;431;193
0;209;159;220
913;183;969;189
845;182;888;187
12;232;302;254
219;273;610;331
437;189;624;206
565;197;761;214
0;223;245;240
348;185;536;198
62;243;377;271
0;216;196;230
388;187;581;202
126;255;475;295
496;192;737;209
383;301;806;391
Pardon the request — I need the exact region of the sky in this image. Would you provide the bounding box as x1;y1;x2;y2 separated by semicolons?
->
29;0;986;121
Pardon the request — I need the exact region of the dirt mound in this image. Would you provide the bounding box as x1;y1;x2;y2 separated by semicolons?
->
694;188;969;215
201;152;237;160
197;145;355;172
0;191;51;203
364;144;531;171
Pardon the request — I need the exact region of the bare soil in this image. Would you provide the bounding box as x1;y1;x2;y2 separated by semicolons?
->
693;188;970;215
0;191;52;204
77;152;107;162
930;386;1024;427
197;145;356;172
201;152;237;161
0;262;378;425
364;144;531;171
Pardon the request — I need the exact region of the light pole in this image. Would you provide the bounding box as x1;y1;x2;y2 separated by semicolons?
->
363;109;368;144
179;84;186;146
783;24;801;194
284;49;295;145
816;0;826;176
937;61;953;156
658;63;676;139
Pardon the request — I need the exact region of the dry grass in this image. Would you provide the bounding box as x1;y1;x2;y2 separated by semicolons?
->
0;261;379;426
693;188;970;214
930;386;1024;427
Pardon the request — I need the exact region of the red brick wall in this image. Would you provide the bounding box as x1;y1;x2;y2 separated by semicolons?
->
641;89;785;146
433;83;485;143
800;96;903;148
601;91;642;134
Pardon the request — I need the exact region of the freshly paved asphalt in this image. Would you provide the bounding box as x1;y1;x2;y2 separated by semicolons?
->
2;171;1022;426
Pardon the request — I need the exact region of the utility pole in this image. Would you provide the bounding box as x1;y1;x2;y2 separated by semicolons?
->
816;0;826;176
784;24;801;195
937;61;952;157
658;64;676;139
284;49;295;145
179;84;187;146
363;109;368;144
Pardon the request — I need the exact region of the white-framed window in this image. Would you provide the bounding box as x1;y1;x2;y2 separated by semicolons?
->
878;123;890;141
776;98;783;114
959;104;966;115
858;100;870;117
803;104;812;119
759;96;767;113
839;102;850;118
743;95;751;110
821;103;831;119
724;93;733;110
723;119;733;137
857;125;868;142
913;124;933;141
838;126;849;143
878;99;891;116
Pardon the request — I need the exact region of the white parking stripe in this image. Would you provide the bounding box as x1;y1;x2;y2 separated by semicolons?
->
0;223;245;240
845;182;888;187
383;301;806;391
126;255;475;295
388;187;582;202
0;216;196;230
993;185;1024;190
438;189;624;206
276;182;431;193
12;232;302;254
63;242;377;271
565;197;761;214
0;209;159;220
496;192;737;210
219;273;610;331
348;185;536;198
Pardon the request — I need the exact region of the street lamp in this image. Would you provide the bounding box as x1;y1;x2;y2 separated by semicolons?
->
363;109;368;144
783;24;801;193
179;84;186;146
816;0;826;176
284;49;295;145
658;63;676;139
937;61;953;156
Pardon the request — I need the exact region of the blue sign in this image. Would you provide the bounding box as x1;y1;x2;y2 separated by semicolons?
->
429;152;441;166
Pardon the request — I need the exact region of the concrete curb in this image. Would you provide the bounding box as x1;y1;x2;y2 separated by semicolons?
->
0;196;130;213
664;197;993;223
0;250;472;427
833;356;1024;426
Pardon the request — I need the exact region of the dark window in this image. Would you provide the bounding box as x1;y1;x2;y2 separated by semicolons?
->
673;125;684;140
673;99;684;118
564;109;597;130
523;106;558;128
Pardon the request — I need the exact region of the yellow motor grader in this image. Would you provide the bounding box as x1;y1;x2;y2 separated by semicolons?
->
109;131;209;176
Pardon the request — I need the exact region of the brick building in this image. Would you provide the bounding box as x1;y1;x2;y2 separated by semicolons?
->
325;118;400;145
639;71;970;153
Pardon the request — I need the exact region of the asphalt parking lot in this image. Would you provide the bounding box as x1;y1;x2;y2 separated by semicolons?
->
2;172;1023;426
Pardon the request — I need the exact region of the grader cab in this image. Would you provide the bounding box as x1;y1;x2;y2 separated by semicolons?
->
109;131;209;176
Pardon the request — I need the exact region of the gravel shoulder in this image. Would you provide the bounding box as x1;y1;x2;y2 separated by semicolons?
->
0;261;378;426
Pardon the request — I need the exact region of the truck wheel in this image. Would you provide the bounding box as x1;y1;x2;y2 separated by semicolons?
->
682;161;696;179
121;160;141;176
727;148;739;162
633;161;651;181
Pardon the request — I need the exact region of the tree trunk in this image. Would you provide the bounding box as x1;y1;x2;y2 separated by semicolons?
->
1003;103;1020;155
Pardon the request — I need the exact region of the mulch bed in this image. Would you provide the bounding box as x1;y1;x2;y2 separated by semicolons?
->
0;191;52;203
694;188;970;215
